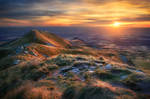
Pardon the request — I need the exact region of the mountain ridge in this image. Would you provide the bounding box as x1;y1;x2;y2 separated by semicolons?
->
2;29;72;49
0;30;150;99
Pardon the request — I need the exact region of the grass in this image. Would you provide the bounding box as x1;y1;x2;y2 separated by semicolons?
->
133;58;150;74
76;86;115;99
121;73;145;91
4;82;62;99
0;30;150;99
0;53;145;99
62;86;116;99
94;69;116;81
110;68;132;76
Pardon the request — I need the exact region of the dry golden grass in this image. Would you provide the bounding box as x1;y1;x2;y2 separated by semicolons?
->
4;82;62;99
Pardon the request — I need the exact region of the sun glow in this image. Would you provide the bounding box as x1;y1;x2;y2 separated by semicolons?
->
113;22;121;27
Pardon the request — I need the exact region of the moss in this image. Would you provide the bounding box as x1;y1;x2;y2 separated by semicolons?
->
123;74;143;83
110;68;132;76
47;65;58;70
122;74;145;90
50;55;74;66
84;72;92;80
0;57;15;70
4;82;61;99
23;69;45;80
77;86;115;99
95;69;116;81
62;87;77;99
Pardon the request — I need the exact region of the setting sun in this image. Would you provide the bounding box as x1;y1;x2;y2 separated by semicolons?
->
113;22;121;27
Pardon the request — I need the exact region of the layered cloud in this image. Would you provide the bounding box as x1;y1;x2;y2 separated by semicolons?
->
0;0;150;27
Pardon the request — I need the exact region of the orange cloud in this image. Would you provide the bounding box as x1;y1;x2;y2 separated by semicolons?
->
0;0;150;27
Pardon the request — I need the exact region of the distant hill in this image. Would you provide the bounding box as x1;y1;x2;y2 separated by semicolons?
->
0;30;100;70
2;29;71;49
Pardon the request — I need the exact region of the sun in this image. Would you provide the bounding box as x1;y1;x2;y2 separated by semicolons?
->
113;22;121;27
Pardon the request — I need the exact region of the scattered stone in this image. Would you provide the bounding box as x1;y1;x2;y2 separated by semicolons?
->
24;51;28;54
13;60;20;65
120;54;128;63
71;68;80;74
120;75;128;80
89;66;96;71
29;51;38;56
60;66;72;73
15;47;22;54
135;70;144;74
24;43;30;47
46;43;54;46
73;63;89;70
43;54;49;58
94;60;105;66
20;46;24;49
104;64;112;70
88;70;94;73
100;67;104;70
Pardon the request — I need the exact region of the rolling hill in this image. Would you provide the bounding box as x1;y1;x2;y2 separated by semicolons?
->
0;30;150;99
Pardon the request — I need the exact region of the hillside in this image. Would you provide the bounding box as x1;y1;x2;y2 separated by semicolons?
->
0;30;150;99
2;29;71;48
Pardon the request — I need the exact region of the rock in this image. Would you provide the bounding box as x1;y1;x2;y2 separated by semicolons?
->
20;46;24;49
104;64;112;70
89;66;96;71
71;68;80;74
120;54;128;63
60;67;72;73
120;75;128;80
29;51;37;56
24;51;28;54
100;67;104;70
13;60;20;65
73;63;89;70
15;47;22;54
88;70;94;73
46;43;54;46
24;43;30;47
135;70;144;74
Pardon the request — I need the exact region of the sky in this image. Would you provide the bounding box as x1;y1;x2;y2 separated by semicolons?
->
0;0;150;27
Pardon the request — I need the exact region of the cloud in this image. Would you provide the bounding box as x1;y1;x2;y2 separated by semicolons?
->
0;0;67;19
0;0;150;27
120;15;150;22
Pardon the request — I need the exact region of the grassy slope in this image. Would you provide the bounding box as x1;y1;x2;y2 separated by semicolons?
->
0;30;73;70
2;30;71;49
1;30;148;99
